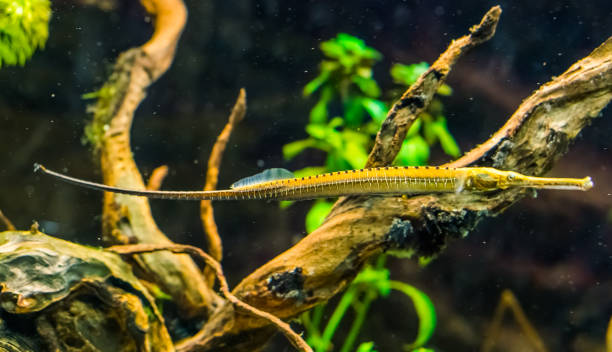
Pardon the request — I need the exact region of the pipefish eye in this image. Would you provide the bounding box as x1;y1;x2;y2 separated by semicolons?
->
507;173;515;180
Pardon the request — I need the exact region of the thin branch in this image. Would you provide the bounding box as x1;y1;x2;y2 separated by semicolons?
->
146;165;168;190
0;209;16;231
365;5;501;168
201;89;247;286
481;289;547;352
139;0;187;78
448;36;612;170
107;243;312;352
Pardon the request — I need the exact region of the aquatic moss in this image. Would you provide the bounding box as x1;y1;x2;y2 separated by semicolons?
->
82;49;138;152
0;0;50;67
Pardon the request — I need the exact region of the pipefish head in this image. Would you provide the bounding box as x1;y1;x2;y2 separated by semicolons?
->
464;168;594;192
463;168;509;192
504;171;594;191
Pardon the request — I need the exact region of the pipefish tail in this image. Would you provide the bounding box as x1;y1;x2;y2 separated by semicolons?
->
33;163;593;201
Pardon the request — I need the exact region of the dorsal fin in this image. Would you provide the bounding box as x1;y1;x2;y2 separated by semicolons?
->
230;168;295;189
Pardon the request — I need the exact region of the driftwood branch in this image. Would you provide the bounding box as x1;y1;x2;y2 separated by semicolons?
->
481;290;547;352
175;15;612;352
108;243;311;352
0;231;175;351
146;165;169;190
85;0;220;319
447;36;612;170
366;6;501;168
200;89;247;286
0;209;15;231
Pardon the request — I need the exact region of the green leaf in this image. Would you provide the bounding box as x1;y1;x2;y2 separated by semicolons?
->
325;153;351;172
362;46;382;61
436;83;453;96
320;60;340;72
389;281;436;350
395;136;430;166
0;0;51;68
339;54;357;70
356;65;373;79
81;91;100;100
293;166;327;179
418;256;435;267
342;140;368;169
319;33;381;75
405;348;435;352
406;118;422;138
320;40;345;59
424;117;461;158
147;283;172;301
391;62;429;86
329;116;344;129
336;33;366;53
310;99;328;124
309;86;334;124
327;131;344;152
305;124;328;139
333;33;381;61
361;98;387;124
305;200;334;233
0;41;17;66
422;117;438;145
356;342;378;352
352;76;381;97
342;129;371;148
303;70;331;96
353;266;391;296
337;33;360;46
283;138;319;160
344;97;365;127
279;200;294;209
432;118;460;157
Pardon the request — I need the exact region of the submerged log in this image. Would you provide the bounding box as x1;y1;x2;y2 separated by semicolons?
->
0;230;173;352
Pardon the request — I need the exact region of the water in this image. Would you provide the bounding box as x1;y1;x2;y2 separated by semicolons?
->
0;1;611;351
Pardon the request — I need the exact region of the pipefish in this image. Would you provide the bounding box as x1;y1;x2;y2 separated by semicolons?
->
34;163;593;201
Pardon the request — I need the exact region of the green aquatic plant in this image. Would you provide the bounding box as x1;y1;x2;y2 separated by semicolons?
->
284;33;446;352
0;0;51;67
390;62;459;165
302;33;384;127
82;49;139;151
283;33;460;232
301;255;436;352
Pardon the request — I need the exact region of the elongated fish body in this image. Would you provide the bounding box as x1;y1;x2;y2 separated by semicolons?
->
34;164;593;201
227;167;464;200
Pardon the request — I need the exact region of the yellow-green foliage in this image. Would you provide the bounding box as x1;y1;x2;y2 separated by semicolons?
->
82;49;138;151
284;34;461;233
82;83;119;150
0;0;51;67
